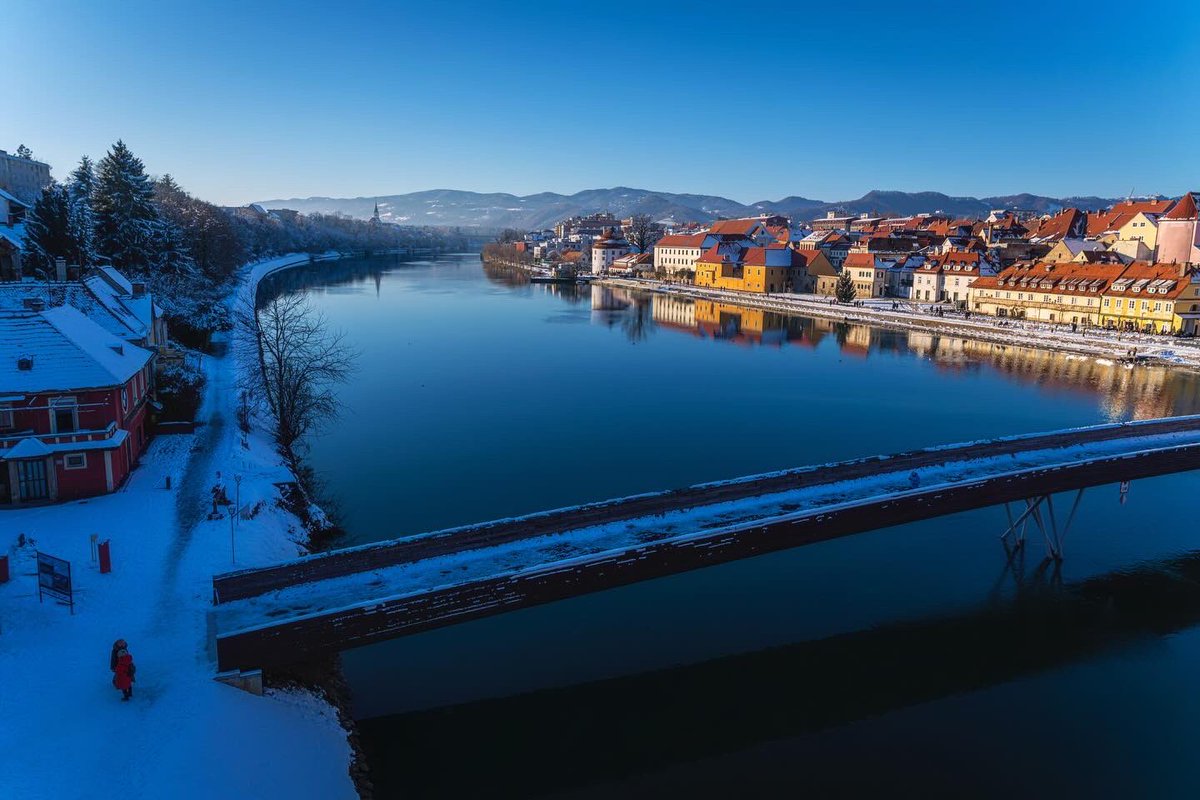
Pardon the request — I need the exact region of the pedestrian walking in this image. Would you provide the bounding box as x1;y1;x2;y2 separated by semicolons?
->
112;642;136;701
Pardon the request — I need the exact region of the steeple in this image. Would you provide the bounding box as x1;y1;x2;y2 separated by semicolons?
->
371;201;381;223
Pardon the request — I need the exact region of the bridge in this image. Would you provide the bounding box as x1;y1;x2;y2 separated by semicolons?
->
211;416;1200;672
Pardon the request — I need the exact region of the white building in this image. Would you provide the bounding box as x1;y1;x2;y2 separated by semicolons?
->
653;233;709;275
590;228;632;274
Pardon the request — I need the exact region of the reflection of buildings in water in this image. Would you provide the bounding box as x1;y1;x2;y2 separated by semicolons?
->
591;286;633;312
905;333;1200;420
809;317;876;357
591;288;1200;419
693;300;799;347
651;294;696;330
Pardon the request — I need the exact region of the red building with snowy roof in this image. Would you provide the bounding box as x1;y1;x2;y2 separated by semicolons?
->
0;305;155;504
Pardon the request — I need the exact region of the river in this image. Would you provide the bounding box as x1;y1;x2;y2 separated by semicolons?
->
259;253;1200;798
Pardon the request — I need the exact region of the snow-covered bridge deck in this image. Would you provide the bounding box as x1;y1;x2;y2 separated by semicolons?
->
212;416;1200;672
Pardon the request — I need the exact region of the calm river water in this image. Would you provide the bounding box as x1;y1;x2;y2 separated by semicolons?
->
260;253;1200;798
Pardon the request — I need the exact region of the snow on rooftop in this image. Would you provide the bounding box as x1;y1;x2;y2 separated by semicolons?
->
0;306;153;393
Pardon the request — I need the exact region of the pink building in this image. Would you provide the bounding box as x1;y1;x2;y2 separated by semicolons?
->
1157;193;1200;264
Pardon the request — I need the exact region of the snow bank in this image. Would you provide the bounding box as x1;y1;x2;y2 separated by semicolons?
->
0;252;358;799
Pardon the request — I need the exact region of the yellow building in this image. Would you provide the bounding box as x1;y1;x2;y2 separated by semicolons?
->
694;243;796;293
1098;262;1200;334
969;262;1118;326
840;252;886;298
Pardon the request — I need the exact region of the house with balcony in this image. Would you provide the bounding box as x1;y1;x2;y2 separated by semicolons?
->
0;306;155;505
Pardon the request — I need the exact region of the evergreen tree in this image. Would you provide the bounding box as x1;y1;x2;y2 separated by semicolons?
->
835;270;857;303
22;183;87;273
14;144;33;160
93;140;159;273
69;155;96;199
66;156;97;266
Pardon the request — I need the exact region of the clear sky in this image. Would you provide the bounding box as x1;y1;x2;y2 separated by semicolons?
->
5;1;1198;206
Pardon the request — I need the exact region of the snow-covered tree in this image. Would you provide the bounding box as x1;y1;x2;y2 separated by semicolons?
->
22;183;86;273
94;140;160;272
65;156;97;266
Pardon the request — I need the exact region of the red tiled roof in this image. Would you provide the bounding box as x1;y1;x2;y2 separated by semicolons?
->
1032;208;1085;241
708;219;762;236
1103;261;1191;298
1162;193;1198;221
1109;198;1176;216
842;252;876;268
655;233;708;248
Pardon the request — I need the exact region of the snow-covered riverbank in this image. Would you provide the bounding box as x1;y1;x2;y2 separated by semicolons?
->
599;278;1200;369
0;253;358;799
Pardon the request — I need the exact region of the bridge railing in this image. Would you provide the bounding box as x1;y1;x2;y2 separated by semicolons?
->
211;415;1200;605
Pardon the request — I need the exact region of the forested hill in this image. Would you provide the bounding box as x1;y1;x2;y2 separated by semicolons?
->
257;187;1128;229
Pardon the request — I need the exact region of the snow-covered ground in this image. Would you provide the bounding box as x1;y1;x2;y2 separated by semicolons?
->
601;278;1200;368
215;428;1200;640
0;253;357;799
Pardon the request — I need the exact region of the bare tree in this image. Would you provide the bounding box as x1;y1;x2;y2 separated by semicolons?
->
236;293;357;459
625;214;661;254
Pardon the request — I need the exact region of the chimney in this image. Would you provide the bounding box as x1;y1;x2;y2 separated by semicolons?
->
131;282;146;298
17;355;34;371
54;256;67;282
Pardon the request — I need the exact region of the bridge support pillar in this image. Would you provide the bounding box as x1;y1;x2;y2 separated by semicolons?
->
1001;489;1085;562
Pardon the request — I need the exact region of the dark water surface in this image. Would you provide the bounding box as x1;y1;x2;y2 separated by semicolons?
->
262;254;1200;797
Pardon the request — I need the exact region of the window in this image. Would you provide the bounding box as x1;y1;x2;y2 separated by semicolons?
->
64;453;87;470
50;397;78;434
0;402;11;430
121;387;129;411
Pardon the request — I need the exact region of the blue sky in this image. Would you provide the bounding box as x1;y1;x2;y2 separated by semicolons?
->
5;1;1198;206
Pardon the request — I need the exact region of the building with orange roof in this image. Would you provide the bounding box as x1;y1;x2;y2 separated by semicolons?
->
910;251;997;305
1099;261;1200;334
589;227;632;274
1109;211;1162;261
969;259;1200;333
1028;208;1087;243
706;218;775;244
841;252;887;298
694;243;804;294
1108;197;1175;217
969;261;1123;325
1157;193;1200;265
653;232;711;275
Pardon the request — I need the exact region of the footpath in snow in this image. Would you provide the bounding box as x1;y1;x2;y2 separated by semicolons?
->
0;253;356;800
600;278;1200;368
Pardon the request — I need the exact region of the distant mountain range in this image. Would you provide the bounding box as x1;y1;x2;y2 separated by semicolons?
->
256;187;1133;230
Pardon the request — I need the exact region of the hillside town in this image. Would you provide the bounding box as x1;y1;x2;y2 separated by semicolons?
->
497;194;1200;337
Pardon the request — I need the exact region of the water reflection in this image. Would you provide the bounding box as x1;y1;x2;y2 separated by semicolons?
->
263;257;1200;425
626;290;1200;420
361;549;1200;798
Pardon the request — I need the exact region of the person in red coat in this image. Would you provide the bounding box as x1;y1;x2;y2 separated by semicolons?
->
113;644;136;701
